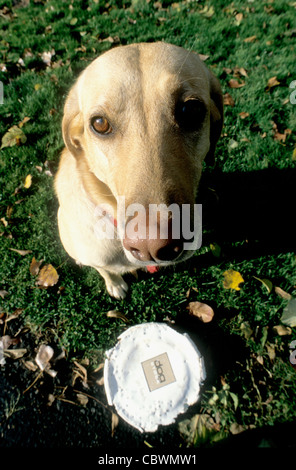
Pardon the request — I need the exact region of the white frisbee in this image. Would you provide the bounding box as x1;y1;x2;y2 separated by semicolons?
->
104;322;206;433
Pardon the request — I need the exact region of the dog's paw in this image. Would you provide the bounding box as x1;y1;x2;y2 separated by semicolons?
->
106;276;129;300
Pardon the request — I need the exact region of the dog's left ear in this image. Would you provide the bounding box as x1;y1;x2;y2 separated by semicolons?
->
62;80;85;158
205;69;224;165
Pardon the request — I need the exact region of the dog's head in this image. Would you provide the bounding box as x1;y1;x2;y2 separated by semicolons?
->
62;42;223;267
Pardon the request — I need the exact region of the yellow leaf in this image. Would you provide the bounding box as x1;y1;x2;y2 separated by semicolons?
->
223;269;244;291
37;264;59;288
24;174;32;189
199;5;215;18
34;83;42;91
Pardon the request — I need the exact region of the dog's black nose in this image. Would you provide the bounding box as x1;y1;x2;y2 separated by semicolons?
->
123;210;184;263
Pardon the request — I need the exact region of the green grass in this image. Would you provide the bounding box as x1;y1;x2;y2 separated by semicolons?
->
0;0;296;447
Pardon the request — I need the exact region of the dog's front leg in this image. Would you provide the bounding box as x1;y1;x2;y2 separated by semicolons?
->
96;267;129;300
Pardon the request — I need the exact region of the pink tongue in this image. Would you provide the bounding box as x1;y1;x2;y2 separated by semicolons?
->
147;265;159;273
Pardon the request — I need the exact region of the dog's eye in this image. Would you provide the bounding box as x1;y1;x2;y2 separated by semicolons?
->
91;116;112;135
175;99;206;132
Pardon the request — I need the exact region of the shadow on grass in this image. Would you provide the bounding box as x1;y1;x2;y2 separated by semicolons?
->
199;166;296;260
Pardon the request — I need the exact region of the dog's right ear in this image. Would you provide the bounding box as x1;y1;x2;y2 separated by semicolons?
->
62;81;84;158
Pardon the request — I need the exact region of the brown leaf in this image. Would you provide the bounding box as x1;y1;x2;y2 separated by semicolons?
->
186;301;214;323
37;264;59;287
198;53;209;61
239;112;249;119
0;290;9;299
274;286;292;300
228;79;245;88
111;412;119;437
266;344;276;361
76;393;89;406
4;348;27;359
235;13;243;24
73;360;89;388
35;344;54;370
224;92;235;107
106;310;129;322
6;308;23;323
236;67;248;78
30;256;44;276
243;35;257;43
10;248;32;256
1;217;8;227
23;359;38;372
266;76;280;91
18;116;30;128
230;422;245;435
273;325;292;336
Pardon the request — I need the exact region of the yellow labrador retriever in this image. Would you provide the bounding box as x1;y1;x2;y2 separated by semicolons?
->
55;42;223;299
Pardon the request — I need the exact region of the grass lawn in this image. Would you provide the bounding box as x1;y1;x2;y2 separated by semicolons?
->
0;0;296;448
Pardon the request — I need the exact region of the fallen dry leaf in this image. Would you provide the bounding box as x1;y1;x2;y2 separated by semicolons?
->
254;276;273;294
235;12;243;24
275;286;292;300
24;174;32;189
0;290;9;299
223;269;244;291
111;412;119;437
198;53;209;61
273;325;292;336
23;359;38;372
280;298;296;327
106;310;129;322
4;348;27;359
35;344;54;370
37;264;59;287
10;248;32;256
76;393;88;406
18;116;30;128
1;125;27;148
186;301;214;323
72;360;89;388
240;321;253;340
243;35;257;43
223;92;235;107
266;343;276;361
239;112;249;119
266;76;280;91
235;67;248;78
230;422;245;435
1;217;8;227
29;256;44;276
35;344;57;377
228;78;245;89
41;49;55;67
